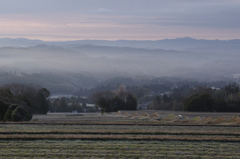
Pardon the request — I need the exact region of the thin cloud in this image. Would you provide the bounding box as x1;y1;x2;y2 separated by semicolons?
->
0;0;239;40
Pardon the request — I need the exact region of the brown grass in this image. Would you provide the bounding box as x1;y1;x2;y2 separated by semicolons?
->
228;116;240;123
200;117;212;124
130;112;139;116
149;113;159;118
211;117;226;124
1;133;240;142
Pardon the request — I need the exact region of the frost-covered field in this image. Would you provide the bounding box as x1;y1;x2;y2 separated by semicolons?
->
0;111;240;158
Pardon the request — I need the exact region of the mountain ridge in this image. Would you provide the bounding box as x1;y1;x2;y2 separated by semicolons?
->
0;37;240;81
1;37;240;50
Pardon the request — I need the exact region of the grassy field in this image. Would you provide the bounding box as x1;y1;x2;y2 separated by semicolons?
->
0;110;240;158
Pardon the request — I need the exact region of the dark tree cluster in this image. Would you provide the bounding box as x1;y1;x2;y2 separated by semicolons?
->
183;83;240;112
92;85;137;113
147;82;240;112
183;93;214;112
0;83;50;122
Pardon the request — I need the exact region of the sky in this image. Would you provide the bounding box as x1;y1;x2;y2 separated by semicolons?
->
0;0;240;41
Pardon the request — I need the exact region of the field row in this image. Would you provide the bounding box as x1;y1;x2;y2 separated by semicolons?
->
0;134;240;142
29;113;240;126
31;112;240;126
1;140;240;159
1;131;240;136
1;124;240;134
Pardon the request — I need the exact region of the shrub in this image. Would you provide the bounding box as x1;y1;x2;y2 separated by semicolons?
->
12;106;32;122
4;104;19;121
4;104;32;121
184;93;214;112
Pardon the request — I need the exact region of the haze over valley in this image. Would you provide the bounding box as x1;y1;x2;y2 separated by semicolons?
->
0;37;239;95
1;37;240;78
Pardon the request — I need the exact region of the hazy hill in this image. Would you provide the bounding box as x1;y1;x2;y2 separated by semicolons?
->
1;37;240;50
0;38;44;47
0;37;240;94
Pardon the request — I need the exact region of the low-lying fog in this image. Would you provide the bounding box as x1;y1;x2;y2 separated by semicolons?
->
0;38;240;80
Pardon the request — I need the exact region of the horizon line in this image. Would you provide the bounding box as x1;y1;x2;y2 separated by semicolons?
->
1;37;240;42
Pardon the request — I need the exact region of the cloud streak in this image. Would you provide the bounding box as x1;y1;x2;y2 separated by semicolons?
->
0;0;239;40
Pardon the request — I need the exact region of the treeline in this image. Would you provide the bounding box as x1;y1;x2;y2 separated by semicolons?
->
74;78;228;104
149;83;240;112
74;79;240;112
0;83;50;122
92;85;137;113
184;83;240;112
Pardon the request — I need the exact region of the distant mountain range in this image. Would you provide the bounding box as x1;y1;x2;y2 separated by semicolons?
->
0;37;240;86
0;37;240;50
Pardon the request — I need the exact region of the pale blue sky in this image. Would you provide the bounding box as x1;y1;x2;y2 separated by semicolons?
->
0;0;240;41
